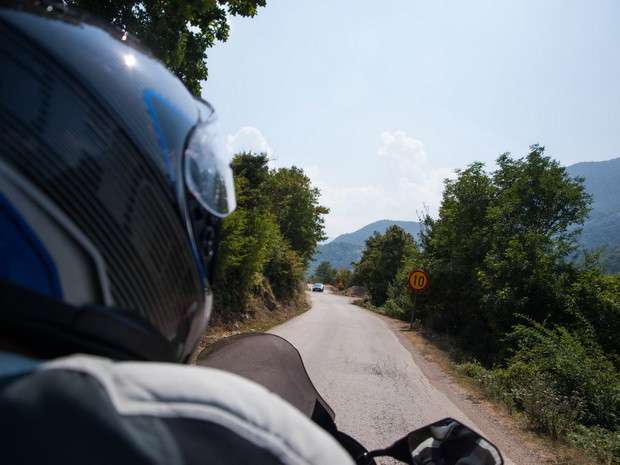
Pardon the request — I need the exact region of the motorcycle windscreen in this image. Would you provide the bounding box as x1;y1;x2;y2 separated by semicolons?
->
196;333;335;422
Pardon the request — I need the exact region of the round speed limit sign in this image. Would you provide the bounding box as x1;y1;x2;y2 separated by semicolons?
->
408;269;429;292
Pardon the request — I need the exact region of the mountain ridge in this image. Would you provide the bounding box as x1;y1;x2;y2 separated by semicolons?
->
312;220;421;271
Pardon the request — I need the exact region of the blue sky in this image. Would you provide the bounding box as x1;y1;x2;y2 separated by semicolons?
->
201;0;620;241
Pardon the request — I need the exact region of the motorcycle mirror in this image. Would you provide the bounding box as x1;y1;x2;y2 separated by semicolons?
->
356;418;503;465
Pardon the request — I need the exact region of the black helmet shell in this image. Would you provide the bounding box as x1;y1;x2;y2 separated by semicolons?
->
0;2;230;362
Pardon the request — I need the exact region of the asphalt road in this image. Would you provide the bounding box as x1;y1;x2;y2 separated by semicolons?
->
269;289;529;465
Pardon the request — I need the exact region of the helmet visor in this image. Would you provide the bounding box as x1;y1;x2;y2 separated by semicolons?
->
184;120;236;218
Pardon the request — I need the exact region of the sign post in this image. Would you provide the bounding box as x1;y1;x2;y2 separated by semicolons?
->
407;270;429;330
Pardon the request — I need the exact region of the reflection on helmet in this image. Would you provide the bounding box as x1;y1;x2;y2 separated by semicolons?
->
0;1;236;363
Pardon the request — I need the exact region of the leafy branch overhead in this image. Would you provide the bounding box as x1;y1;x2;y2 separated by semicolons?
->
67;0;266;94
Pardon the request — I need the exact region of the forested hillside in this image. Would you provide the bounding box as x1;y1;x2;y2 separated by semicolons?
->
567;158;620;273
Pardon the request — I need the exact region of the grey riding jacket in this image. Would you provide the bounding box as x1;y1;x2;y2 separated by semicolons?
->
0;351;354;464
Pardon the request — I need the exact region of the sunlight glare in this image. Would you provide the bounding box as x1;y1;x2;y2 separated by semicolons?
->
124;54;136;67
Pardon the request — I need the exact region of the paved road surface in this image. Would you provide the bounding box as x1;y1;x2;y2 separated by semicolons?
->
270;289;524;464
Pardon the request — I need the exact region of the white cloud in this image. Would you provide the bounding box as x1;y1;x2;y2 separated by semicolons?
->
227;126;273;157
309;131;456;240
316;183;400;240
222;128;454;241
317;170;453;240
377;130;428;166
302;164;322;180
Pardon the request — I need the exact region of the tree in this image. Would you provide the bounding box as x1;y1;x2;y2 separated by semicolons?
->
418;162;495;348
67;0;266;94
567;266;620;360
269;167;329;268
313;261;337;285
215;153;330;314
419;145;593;362
215;166;280;311
480;145;592;350
353;225;418;306
231;152;271;207
263;241;305;301
335;267;353;289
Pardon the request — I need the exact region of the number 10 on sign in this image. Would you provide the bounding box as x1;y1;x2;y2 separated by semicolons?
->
408;270;429;291
408;270;428;330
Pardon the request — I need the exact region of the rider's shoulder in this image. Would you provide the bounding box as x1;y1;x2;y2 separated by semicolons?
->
0;352;355;465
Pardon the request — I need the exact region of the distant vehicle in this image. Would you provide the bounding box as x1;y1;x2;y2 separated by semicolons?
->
312;283;324;292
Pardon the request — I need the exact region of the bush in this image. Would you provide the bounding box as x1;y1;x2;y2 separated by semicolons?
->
382;298;406;318
507;320;620;429
462;361;594;440
456;361;486;379
568;425;620;465
516;373;584;439
457;361;514;408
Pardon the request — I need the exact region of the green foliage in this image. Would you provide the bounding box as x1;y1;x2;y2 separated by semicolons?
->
310;262;354;288
507;320;620;429
382;262;422;319
69;0;266;94
418;144;619;460
492;146;591;240
215;182;281;310
418;162;495;356
312;261;337;285
215;153;328;314
568;268;620;359
458;320;619;459
461;364;620;462
263;243;304;300
269;167;329;268
335;267;353;289
415;145;594;362
568;425;620;465
352;225;418;306
518;374;584;440
479;146;592;350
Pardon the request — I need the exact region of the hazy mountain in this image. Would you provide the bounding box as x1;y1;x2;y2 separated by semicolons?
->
566;158;620;213
566;158;620;273
311;220;422;272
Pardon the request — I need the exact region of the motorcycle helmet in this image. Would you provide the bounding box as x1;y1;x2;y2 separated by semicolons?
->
0;1;236;363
